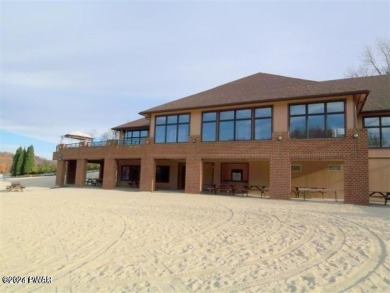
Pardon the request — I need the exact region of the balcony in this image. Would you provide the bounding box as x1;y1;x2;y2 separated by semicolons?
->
56;138;145;151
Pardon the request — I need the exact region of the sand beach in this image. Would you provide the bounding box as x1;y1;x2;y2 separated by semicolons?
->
0;177;389;292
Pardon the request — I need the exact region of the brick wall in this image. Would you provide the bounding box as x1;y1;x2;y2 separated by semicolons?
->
55;130;370;205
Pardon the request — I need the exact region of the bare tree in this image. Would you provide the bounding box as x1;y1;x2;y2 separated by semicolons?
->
346;38;390;77
100;130;119;141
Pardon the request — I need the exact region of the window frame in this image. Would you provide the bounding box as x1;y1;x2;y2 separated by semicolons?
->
201;106;273;142
154;113;190;144
363;116;390;148
123;129;149;145
288;100;346;139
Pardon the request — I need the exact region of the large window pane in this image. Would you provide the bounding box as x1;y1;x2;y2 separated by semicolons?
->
365;117;380;127
255;119;271;140
326;114;345;138
327;101;344;113
308;115;325;138
255;107;271;118
290;105;306;115
236;109;251;119
202;122;216;141
290;116;306;138
167;115;177;124
155;126;166;143
382;128;390;147
219;121;234;141
156;117;166;125
203;112;216;122
235;120;251;140
140;130;148;137
382;117;390;126
166;125;177;142
367;128;380;147
308;103;324;114
220;111;234;120
179;114;190;123
178;124;189;142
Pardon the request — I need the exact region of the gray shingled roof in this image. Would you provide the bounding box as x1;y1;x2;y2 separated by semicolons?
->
139;73;369;115
112;118;150;130
322;75;390;112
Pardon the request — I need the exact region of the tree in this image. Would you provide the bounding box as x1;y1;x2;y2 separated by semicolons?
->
347;38;390;77
23;145;36;174
14;148;26;176
11;147;23;176
100;130;119;141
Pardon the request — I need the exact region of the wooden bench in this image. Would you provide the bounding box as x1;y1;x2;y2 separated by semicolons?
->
369;191;390;205
6;182;25;192
233;185;249;196
294;187;338;202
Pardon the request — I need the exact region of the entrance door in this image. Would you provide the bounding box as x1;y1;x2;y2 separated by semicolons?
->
178;163;186;190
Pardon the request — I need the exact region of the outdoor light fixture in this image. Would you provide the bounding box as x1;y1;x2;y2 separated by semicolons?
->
277;136;283;141
192;138;197;143
353;133;359;139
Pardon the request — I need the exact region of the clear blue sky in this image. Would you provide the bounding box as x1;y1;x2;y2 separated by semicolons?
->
1;0;389;159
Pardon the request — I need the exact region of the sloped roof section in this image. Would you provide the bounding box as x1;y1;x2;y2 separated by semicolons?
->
140;73;368;115
322;75;390;112
112;118;150;131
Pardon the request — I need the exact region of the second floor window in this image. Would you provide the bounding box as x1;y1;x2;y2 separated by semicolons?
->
124;130;148;144
202;107;272;142
155;114;190;143
289;101;345;139
364;116;390;148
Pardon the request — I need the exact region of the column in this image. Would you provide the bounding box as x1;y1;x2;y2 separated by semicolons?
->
102;158;117;189
55;160;66;187
185;157;202;194
269;157;291;200
139;157;155;192
75;159;87;187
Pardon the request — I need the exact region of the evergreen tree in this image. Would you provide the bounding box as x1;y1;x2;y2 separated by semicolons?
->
23;145;36;174
15;148;26;176
11;147;22;176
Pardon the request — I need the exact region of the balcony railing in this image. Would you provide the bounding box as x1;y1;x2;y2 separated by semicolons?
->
118;138;145;145
57;138;145;150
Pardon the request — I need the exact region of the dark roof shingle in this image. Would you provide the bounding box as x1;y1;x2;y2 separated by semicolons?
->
140;72;369;115
322;75;390;112
112;118;150;130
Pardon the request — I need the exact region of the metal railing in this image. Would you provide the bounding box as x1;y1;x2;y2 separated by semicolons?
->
57;138;145;150
118;138;145;145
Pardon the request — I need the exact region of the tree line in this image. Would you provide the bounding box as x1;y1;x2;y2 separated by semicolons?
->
10;145;56;176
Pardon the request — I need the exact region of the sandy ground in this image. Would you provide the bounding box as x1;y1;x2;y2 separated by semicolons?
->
0;178;389;292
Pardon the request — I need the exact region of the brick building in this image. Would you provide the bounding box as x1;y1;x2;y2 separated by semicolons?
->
53;73;390;205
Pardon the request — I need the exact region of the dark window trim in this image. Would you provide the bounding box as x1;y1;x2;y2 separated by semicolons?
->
201;106;273;142
154;113;191;144
124;129;149;144
288;100;346;139
363;115;390;148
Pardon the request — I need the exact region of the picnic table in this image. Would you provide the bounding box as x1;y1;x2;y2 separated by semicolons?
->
293;187;338;202
86;178;102;186
246;185;267;197
205;184;248;196
6;182;25;192
369;191;390;205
